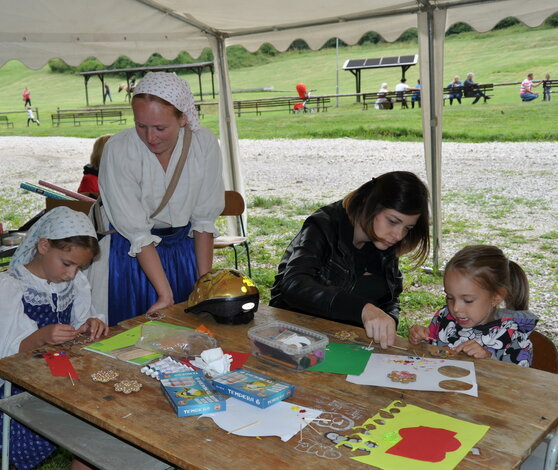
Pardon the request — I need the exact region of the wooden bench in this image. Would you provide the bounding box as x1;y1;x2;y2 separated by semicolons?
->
444;84;494;104
51;108;126;126
362;90;416;110
233;96;330;116
0;115;14;128
0;391;173;470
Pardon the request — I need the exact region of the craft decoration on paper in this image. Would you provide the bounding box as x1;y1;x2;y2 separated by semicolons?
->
247;321;328;371
337;400;489;469
347;354;478;397
160;370;227;417
189;347;232;377
204;397;322;442
84;321;191;365
212;368;294;408
307;342;372;375
43;352;79;379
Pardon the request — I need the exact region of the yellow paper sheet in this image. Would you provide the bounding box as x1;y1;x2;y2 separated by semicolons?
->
339;400;489;470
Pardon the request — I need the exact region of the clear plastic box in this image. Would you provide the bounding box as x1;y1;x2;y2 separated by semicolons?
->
247;321;329;371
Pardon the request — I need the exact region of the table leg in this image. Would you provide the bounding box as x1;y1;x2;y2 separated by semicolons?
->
544;429;557;470
1;381;12;470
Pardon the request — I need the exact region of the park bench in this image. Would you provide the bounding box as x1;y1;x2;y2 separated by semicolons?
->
361;90;416;110
233;96;330;116
444;83;494;104
0;115;14;128
51;108;126;126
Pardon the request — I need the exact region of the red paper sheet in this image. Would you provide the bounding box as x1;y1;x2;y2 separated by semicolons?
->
43;352;79;379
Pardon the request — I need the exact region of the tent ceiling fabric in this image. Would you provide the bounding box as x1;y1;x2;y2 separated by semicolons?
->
1;0;556;68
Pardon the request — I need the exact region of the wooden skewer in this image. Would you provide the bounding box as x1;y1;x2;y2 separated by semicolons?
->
68;372;75;386
390;344;408;351
228;420;260;434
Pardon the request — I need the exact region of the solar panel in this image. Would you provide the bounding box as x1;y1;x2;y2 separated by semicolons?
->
344;59;366;68
343;55;418;70
364;58;381;66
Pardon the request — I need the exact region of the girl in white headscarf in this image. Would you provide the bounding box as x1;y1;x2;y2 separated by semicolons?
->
87;72;225;325
0;206;108;470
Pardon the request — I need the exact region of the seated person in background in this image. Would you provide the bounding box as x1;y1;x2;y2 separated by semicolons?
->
411;79;421;108
375;83;392;109
464;72;491;104
394;78;417;108
520;73;541;102
409;245;537;367
77;135;111;198
270;171;430;349
542;72;551;102
447;75;463;105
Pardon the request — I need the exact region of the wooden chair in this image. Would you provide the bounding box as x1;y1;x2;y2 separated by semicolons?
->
531;331;558;374
214;191;251;277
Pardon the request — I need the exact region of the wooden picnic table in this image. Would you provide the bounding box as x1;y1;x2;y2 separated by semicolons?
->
0;303;557;469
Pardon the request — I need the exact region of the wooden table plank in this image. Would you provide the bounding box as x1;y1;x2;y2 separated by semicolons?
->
0;304;556;469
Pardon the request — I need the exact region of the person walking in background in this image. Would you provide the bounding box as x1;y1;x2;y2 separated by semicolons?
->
464;72;490;104
22;87;31;107
447;75;463;105
542;73;551;102
26;106;40;126
103;83;112;104
519;73;541;102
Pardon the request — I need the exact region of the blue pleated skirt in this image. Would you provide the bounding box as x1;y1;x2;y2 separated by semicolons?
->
107;224;197;326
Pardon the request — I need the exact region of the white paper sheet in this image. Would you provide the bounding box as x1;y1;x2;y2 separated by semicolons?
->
347;353;478;397
203;398;323;441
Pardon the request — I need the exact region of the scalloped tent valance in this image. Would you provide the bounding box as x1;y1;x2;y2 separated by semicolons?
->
1;0;556;266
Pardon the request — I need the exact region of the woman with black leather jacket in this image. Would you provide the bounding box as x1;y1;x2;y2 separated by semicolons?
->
270;171;430;349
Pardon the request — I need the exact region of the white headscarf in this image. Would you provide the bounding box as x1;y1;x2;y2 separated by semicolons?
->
8;207;97;271
133;72;201;132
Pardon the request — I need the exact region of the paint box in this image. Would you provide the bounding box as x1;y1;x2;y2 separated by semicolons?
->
247;321;328;371
160;370;227;417
212;368;294;408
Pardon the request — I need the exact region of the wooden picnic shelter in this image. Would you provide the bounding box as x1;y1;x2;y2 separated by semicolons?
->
78;61;215;106
343;54;418;102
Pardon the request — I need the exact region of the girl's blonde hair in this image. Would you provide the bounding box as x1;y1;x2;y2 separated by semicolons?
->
445;245;529;311
90;135;112;170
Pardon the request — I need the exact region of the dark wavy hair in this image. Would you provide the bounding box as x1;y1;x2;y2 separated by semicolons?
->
445;245;529;311
343;171;430;265
49;236;100;260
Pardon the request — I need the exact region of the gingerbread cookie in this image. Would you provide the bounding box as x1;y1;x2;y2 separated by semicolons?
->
387;371;416;383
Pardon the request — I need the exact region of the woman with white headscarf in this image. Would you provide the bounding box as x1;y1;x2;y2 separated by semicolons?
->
87;72;225;325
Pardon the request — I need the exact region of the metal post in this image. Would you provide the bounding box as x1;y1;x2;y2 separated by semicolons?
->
336;38;340;107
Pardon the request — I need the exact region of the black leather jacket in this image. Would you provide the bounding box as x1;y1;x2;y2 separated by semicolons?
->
270;201;402;326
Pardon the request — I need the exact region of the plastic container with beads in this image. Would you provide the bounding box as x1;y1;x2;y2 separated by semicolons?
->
247;321;328;371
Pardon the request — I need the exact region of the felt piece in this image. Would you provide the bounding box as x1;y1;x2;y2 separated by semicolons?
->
308;342;372;375
43;351;79;379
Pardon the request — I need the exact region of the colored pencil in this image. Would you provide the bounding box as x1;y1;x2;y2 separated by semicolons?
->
38;180;96;202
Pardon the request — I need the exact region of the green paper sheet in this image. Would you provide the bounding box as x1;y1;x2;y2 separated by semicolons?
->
307;342;372;375
85;321;191;365
340;400;489;470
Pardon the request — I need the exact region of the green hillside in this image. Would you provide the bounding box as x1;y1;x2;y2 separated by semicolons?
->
0;23;557;141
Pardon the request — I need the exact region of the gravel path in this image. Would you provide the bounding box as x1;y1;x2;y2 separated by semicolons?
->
1;136;556;339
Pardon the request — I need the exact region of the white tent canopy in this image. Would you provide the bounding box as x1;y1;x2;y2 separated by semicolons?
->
1;0;557;266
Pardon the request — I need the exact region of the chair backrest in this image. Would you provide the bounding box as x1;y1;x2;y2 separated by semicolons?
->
45;197;94;215
530;331;558;374
220;191;245;217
